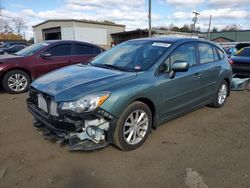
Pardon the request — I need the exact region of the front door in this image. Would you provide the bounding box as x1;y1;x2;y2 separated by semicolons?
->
155;42;204;121
35;43;73;77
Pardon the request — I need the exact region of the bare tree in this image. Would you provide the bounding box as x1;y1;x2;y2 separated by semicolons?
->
212;27;218;32
221;24;241;31
12;18;26;35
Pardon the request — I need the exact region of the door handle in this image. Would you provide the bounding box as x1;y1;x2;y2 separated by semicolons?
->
193;73;202;80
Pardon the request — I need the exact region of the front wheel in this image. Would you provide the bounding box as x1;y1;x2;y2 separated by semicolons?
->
113;101;152;151
212;80;229;108
2;70;31;94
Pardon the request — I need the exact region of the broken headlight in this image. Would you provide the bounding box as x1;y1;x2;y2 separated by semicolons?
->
60;92;110;113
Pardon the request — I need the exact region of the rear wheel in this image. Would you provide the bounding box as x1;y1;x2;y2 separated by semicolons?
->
212;80;228;108
2;70;31;94
113;101;152;151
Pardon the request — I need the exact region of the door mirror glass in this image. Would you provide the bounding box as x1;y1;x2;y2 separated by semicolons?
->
40;52;52;58
172;61;189;72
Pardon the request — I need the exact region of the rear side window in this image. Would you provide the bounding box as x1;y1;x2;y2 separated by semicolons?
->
198;43;214;64
213;47;220;61
74;44;95;55
95;48;102;54
47;44;71;56
218;48;225;60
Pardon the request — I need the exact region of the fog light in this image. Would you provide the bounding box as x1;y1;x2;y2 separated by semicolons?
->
86;126;96;138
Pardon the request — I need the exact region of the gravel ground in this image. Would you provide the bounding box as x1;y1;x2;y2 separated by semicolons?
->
0;90;249;188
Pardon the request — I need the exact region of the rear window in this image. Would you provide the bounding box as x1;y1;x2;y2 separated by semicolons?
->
236;48;250;57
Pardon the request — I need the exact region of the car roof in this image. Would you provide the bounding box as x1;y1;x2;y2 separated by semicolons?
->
42;40;101;48
129;37;222;49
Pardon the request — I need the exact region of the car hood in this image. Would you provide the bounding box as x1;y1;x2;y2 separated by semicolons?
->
31;64;137;101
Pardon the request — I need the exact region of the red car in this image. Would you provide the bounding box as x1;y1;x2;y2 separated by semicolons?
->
0;40;104;94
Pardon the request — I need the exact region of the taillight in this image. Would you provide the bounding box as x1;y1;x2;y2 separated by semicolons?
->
228;59;233;65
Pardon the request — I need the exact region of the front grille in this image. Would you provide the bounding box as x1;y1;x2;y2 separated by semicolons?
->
29;87;59;117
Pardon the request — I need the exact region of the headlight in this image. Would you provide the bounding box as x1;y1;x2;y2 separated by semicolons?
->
60;92;110;113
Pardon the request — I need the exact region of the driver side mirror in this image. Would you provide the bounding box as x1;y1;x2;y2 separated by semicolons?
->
169;61;189;79
40;52;52;58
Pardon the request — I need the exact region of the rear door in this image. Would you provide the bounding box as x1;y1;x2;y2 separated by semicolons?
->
195;42;221;100
36;43;73;76
71;43;101;65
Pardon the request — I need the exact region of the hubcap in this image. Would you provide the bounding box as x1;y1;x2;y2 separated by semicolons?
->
218;84;227;105
8;74;28;92
123;110;149;145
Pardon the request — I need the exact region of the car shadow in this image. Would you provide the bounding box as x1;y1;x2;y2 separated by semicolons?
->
0;87;5;94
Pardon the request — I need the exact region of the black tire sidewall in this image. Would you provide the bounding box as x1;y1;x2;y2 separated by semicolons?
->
113;101;152;151
2;70;31;94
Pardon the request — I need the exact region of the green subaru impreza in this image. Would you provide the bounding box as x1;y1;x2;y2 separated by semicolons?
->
27;38;232;151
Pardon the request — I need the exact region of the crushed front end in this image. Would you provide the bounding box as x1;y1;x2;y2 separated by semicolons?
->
27;88;117;151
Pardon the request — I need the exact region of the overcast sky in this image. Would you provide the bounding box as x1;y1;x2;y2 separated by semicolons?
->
1;0;250;39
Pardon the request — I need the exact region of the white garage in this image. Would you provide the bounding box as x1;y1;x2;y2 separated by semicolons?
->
33;19;125;49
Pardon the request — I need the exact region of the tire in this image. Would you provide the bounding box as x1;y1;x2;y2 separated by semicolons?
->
113;101;152;151
211;80;229;108
2;70;31;94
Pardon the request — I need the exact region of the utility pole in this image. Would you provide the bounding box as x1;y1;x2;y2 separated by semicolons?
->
148;0;152;38
192;11;200;36
207;15;212;40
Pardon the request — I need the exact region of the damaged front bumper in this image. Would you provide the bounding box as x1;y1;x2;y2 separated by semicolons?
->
27;97;117;151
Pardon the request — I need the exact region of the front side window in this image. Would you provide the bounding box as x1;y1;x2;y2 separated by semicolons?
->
91;40;171;72
47;44;71;56
162;43;197;72
198;43;215;64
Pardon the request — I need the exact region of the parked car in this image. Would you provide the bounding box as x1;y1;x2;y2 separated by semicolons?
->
0;41;26;50
0;45;27;55
223;46;237;57
230;47;250;77
0;40;104;93
27;38;232;151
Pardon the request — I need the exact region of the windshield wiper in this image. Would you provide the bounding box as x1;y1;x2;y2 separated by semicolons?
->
94;63;128;71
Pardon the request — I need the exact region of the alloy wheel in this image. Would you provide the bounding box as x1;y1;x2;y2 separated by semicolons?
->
8;74;28;92
218;83;227;105
123;110;149;145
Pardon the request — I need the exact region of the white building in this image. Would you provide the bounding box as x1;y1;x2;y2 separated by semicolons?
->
33;19;125;49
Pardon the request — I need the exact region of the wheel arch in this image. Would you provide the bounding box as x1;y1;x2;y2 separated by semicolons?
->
133;97;157;129
1;67;32;82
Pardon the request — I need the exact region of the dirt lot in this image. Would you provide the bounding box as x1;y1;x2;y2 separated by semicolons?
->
0;90;249;188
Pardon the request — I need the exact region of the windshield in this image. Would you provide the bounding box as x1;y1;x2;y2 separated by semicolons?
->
91;40;171;72
15;42;49;56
